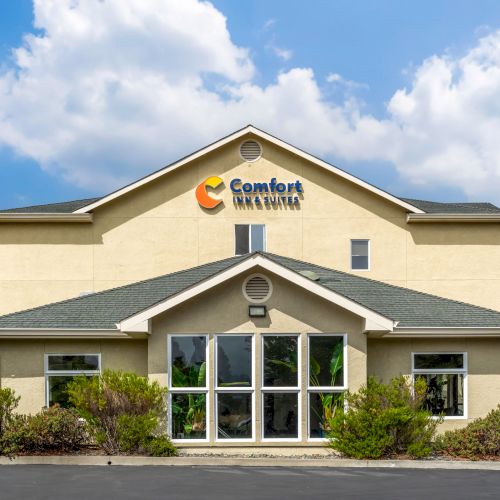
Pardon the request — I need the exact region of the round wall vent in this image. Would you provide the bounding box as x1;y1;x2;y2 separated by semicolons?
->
243;274;272;303
239;140;262;162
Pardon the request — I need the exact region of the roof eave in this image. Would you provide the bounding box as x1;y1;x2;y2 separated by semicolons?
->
117;253;396;333
73;125;425;215
0;213;93;223
407;213;500;223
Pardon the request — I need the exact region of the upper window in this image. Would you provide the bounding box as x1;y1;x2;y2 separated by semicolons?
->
351;239;369;270
45;354;100;408
412;353;466;418
235;224;266;254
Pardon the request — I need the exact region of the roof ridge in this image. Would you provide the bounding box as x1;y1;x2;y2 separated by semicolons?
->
0;253;247;322
261;251;500;316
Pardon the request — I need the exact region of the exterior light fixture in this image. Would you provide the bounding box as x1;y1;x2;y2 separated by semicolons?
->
248;305;267;318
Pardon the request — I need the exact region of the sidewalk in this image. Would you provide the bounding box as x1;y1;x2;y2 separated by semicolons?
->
0;455;498;470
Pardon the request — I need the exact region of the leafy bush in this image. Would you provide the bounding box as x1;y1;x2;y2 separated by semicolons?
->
144;435;177;457
0;388;20;438
67;370;175;455
4;405;86;453
328;376;439;459
1;402;87;455
435;406;500;459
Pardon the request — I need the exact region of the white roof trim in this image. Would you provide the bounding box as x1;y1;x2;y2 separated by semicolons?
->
407;213;500;223
74;125;424;214
387;327;500;338
117;254;395;333
0;213;92;223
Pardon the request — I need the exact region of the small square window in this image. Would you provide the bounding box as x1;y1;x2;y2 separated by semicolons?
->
235;224;266;254
351;239;369;270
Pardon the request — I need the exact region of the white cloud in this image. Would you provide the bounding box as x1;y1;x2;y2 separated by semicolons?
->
2;0;500;203
271;45;293;61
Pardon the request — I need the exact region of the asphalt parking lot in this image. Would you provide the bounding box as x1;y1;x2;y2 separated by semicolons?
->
0;465;498;499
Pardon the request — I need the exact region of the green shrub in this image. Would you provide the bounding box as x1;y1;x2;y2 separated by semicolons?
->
1;405;87;455
144;435;177;457
0;387;20;439
328;376;439;459
67;370;174;455
435;406;500;459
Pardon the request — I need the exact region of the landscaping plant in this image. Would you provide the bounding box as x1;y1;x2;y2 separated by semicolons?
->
4;405;87;453
309;340;343;434
327;376;439;459
67;370;176;456
435;405;500;460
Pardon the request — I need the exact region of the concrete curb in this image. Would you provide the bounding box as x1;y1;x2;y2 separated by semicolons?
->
0;455;498;470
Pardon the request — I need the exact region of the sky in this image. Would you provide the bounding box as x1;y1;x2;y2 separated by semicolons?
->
2;1;500;208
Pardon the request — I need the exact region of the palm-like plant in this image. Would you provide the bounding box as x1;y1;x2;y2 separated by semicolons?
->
310;341;343;433
171;361;206;436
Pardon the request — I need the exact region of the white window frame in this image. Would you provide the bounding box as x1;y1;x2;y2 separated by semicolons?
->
307;333;348;442
350;239;370;271
412;352;468;420
44;353;101;407
235;224;266;255
261;333;301;443
168;334;210;443
215;333;255;442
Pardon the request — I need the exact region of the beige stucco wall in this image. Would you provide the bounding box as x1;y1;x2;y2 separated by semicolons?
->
150;270;366;446
0;133;499;315
367;337;500;431
0;339;147;414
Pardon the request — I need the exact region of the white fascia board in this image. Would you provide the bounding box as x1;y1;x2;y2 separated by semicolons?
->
0;329;129;339
407;213;500;223
0;213;92;223
389;327;500;338
74;125;424;215
118;254;395;333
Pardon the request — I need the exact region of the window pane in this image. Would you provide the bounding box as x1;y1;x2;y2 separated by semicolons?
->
351;255;369;270
263;393;298;439
416;374;464;416
48;355;99;371
351;240;368;256
235;225;249;254
250;224;265;252
309;336;344;387
171;393;206;440
48;375;95;408
309;392;343;438
414;354;464;370
217;393;252;439
263;336;298;387
217;336;252;387
171;336;207;388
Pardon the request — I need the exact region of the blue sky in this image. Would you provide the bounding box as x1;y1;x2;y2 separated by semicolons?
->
2;0;500;208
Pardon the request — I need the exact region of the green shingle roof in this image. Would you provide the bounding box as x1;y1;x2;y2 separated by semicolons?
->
0;198;101;213
400;198;500;214
0;252;499;331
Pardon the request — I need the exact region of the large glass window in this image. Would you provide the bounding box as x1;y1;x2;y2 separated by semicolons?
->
262;335;299;440
169;336;208;440
216;335;253;440
413;353;466;418
45;354;100;408
235;224;266;254
308;335;345;439
351;239;369;270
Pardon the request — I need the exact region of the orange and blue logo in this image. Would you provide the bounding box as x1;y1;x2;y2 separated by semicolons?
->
195;176;224;209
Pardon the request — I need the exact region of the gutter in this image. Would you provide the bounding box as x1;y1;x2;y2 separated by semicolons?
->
388;327;500;338
0;213;93;223
407;213;500;223
0;328;133;339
